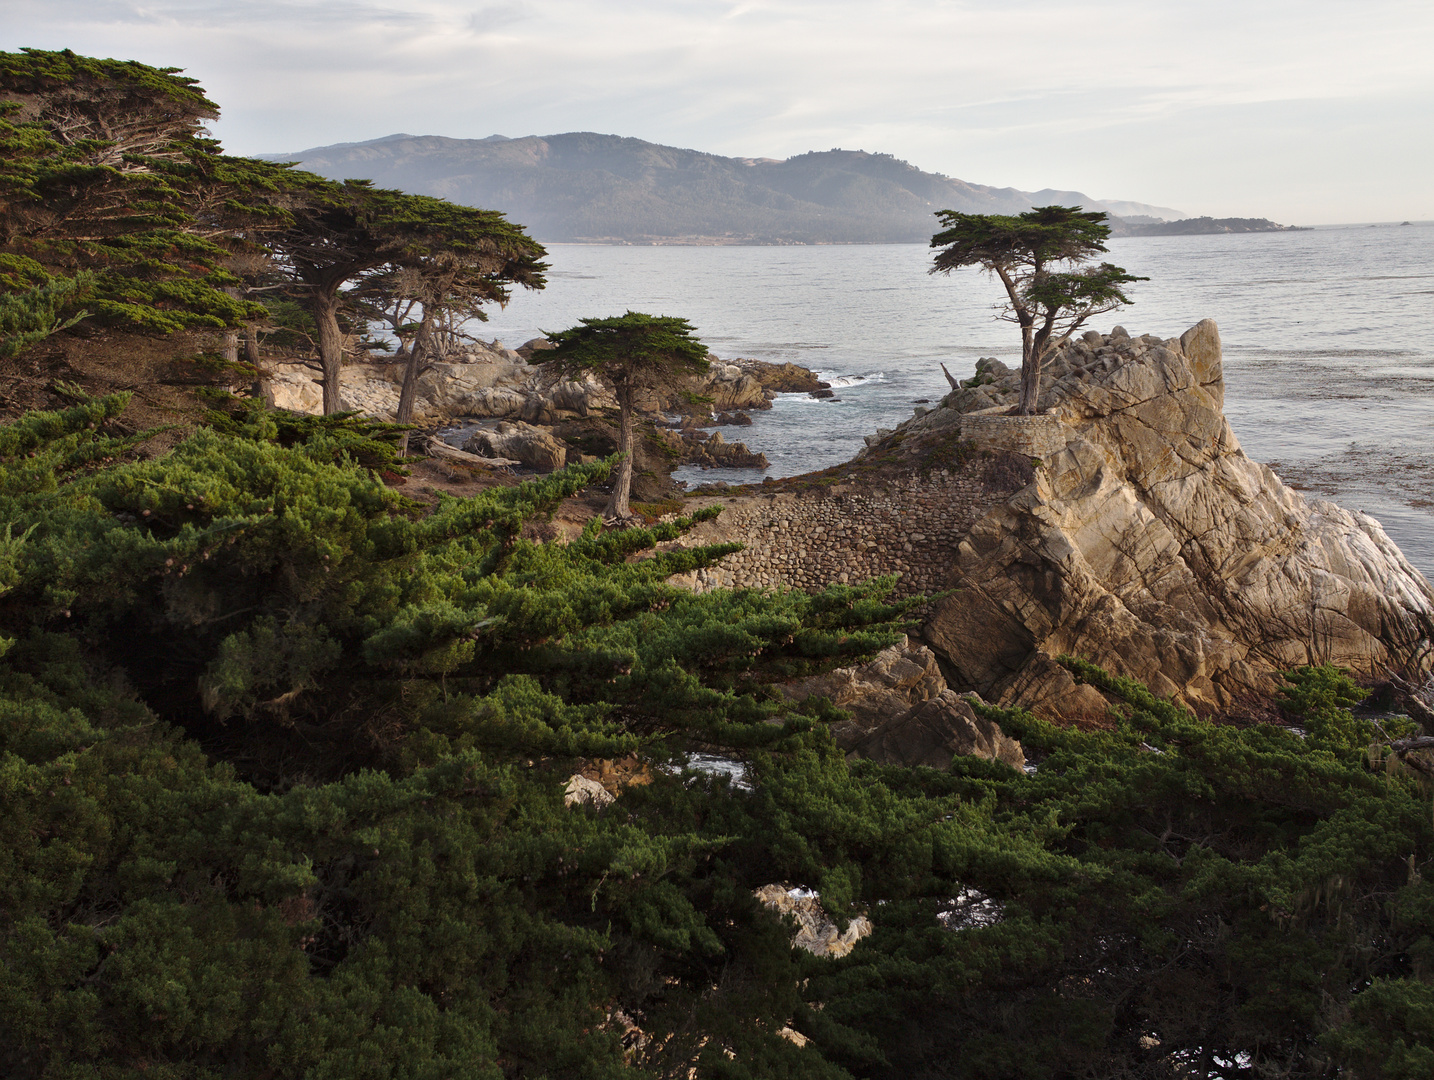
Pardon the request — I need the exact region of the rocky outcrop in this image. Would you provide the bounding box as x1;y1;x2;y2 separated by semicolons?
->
692;362;773;414
563;775;613;810
463;421;567;472
777;637;1024;768
847;691;1026;770
264;337;615;425
741;360;829;394
679;429;770;469
265;345;792;429
907;320;1434;712
753;885;873;958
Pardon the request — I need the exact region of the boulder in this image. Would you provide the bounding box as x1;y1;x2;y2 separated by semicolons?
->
778;637;946;733
701;367;772;412
516;337;557;360
682;429;769;469
463;421;567;472
753;885;873;958
563;775;613;810
740;360;828;393
777;637;1023;767
847;690;1025;770
916;319;1434;714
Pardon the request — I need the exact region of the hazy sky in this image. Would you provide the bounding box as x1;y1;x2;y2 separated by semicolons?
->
8;0;1433;223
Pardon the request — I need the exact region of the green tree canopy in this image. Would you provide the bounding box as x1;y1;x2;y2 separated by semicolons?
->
541;311;710;519
351;231;546;445
0;48;277;335
265;179;547;414
929;205;1145;414
0;395;1430;1078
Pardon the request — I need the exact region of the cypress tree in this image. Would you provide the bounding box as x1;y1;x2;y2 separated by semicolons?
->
541;312;710;520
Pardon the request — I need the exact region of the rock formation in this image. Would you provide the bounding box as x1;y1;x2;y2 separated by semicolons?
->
752;885;873;958
778;637;1025;769
667;319;1432;718
463;420;567;472
264;341;777;426
901;319;1434;712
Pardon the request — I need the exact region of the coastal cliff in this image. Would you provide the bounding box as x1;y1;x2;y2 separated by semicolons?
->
674;320;1434;714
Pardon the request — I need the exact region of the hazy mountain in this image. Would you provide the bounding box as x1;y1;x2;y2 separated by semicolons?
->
263;132;1189;244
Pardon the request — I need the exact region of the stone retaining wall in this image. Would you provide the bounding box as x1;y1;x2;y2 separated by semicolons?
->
960;409;1070;457
670;468;1003;597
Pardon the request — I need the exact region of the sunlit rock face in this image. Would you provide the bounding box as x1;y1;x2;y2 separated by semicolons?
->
919;319;1434;714
777;637;1025;768
263;342;772;426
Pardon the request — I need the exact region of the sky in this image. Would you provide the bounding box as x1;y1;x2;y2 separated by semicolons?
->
7;0;1433;225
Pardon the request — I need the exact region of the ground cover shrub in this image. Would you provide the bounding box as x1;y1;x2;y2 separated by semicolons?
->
0;394;1429;1078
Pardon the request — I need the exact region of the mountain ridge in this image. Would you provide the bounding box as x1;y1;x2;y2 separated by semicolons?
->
261;131;1190;244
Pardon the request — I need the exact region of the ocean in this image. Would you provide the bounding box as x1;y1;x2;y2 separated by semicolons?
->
476;224;1434;580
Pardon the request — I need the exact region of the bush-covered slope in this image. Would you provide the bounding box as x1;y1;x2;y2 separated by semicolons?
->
0;394;1431;1078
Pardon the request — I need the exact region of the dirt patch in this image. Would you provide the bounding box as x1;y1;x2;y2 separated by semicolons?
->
0;326;244;452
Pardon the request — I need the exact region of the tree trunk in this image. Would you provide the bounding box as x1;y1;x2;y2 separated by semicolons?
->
222;330;239;364
1017;347;1042;415
604;390;634;520
1017;324;1039;415
396;313;430;456
313;289;345;415
244;324;274;405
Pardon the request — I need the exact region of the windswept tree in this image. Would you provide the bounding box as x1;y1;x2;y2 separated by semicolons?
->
542;311;709;520
930;205;1145;414
0;48;271;335
265;179;545;415
352;224;545;447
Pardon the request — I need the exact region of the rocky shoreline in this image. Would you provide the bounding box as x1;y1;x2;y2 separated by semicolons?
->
665;319;1434;717
262;338;812;494
262;320;1434;721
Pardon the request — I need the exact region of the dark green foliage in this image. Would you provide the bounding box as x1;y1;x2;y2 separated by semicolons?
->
0;48;273;334
0;396;920;1078
929;205;1146;414
0;270;92;357
1276;662;1394;756
542;311;710;518
800;657;1434;1079
1;393;1430;1079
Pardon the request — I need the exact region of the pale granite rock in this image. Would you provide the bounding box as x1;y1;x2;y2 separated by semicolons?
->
753;884;873;958
921;319;1434;713
563;775;614;810
463;420;567;472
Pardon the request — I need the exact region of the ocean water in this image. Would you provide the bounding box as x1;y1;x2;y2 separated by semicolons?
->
476;224;1434;580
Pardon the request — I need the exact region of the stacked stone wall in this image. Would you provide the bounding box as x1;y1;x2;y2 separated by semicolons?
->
673;469;1000;597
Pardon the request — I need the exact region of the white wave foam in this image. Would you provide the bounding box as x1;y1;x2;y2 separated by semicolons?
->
814;371;885;388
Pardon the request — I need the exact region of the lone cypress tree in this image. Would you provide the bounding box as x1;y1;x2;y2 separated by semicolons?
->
542;311;709;519
929;205;1144;414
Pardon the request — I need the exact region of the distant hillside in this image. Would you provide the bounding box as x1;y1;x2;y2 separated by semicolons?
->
263;132;1188;244
1116;216;1304;236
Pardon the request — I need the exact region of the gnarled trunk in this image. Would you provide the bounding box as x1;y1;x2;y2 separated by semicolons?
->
1017;350;1042;415
244;324;274;405
396;313;430;456
604;389;635;520
313;288;345;415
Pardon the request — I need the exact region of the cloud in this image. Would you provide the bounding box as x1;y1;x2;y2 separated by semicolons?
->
4;0;1432;221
